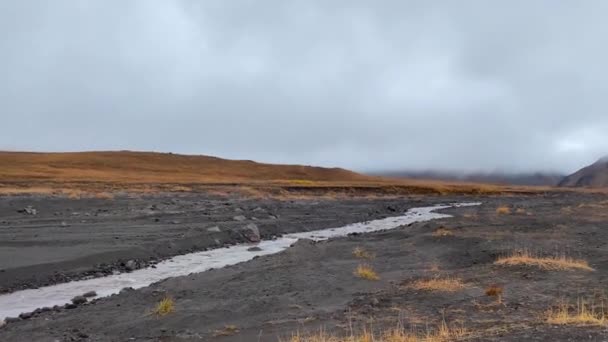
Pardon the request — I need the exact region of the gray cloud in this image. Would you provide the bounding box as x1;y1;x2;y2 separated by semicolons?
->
2;1;608;173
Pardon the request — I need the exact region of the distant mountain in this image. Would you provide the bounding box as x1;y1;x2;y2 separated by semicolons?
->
374;170;564;186
558;157;608;187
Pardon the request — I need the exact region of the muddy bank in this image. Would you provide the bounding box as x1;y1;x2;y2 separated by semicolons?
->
3;192;608;341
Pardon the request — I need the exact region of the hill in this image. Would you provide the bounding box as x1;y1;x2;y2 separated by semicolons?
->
0;151;373;184
558;157;608;188
0;151;536;196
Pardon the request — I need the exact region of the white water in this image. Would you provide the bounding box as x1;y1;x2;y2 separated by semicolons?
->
0;202;480;320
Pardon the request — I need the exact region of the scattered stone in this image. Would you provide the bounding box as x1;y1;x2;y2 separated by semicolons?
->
269;215;278;220
82;291;97;298
235;208;243;213
233;215;247;222
19;312;33;320
240;223;261;242
71;296;87;305
18;206;37;215
60;221;69;227
170;220;180;225
125;260;137;271
247;246;262;252
252;207;265;212
207;226;221;233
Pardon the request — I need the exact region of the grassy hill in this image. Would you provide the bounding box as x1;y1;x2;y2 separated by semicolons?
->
0;151;537;196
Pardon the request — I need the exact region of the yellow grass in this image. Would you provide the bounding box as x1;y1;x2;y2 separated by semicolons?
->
495;206;511;215
353;247;375;260
494;250;593;271
547;299;607;326
484;284;504;304
286;321;467;342
354;264;380;281
431;227;454;237
409;277;466;292
213;325;240;337
153;296;175;316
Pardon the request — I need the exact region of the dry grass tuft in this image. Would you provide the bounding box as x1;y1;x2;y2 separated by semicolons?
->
494;250;593;271
495;206;511;215
431;227;454;237
213;325;240;337
354;264;380;281
153;296;175;316
485;284;504;304
409;277;466;292
547;299;608;326
353;247;375;260
286;321;467;342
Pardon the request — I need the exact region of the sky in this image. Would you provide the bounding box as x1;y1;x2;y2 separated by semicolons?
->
2;1;608;174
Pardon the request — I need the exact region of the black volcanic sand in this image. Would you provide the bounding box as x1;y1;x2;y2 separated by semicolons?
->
3;192;608;341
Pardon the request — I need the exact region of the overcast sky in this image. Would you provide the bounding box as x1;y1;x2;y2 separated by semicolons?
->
2;1;608;173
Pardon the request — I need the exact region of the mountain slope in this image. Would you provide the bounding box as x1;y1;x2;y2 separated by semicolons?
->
374;170;564;186
558;157;608;187
0;151;374;184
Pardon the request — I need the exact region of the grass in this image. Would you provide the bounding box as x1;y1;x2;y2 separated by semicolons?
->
153;296;175;316
547;298;608;326
431;227;454;237
495;206;511;215
353;247;375;260
354;264;380;281
494;250;593;271
409;277;466;292
485;284;504;304
213;325;240;337
286;321;467;342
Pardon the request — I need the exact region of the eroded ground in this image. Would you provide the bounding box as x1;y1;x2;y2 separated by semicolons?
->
2;192;608;341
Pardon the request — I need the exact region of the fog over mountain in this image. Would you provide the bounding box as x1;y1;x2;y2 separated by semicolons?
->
2;1;608;173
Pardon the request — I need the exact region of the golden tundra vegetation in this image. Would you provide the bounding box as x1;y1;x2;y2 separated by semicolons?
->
0;151;546;197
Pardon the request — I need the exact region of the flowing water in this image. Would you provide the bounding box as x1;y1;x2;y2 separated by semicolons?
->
0;202;480;320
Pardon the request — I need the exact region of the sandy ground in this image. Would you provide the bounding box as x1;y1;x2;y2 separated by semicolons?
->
2;192;608;341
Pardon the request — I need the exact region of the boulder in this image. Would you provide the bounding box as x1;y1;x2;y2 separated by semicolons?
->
18;206;37;215
233;215;247;222
240;223;261;242
125;260;137;271
18;312;33;320
82;291;97;298
71;296;87;305
247;246;262;252
207;226;221;233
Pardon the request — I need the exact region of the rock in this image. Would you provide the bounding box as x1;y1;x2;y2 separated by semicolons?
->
19;312;33;320
71;296;87;305
233;215;247;222
60;221;70;227
170;220;180;225
5;317;20;324
247;246;262;252
240;223;261;242
125;260;137;271
269;215;278;220
252;207;265;212
82;291;97;298
207;226;221;233
18;206;37;215
235;208;243;213
64;303;77;309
